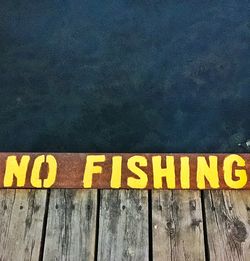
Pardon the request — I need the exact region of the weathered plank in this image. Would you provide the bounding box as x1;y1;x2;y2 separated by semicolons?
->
204;190;250;261
97;190;148;261
1;153;249;190
0;189;47;261
43;189;97;261
152;190;205;261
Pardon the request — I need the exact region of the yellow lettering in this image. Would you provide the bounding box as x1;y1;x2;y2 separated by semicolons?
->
180;157;190;189
83;155;105;188
127;156;148;188
197;156;219;189
31;155;57;188
4;155;30;187
110;156;122;188
223;154;247;189
152;156;175;189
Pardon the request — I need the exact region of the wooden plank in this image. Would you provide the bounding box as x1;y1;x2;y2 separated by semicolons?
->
152;190;205;261
43;189;97;261
0;189;47;260
204;190;250;261
0;153;250;190
97;190;148;261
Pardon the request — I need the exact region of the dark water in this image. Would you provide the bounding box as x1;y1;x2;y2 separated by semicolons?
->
0;1;250;152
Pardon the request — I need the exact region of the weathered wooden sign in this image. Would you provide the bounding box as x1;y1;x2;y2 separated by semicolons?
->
0;153;249;189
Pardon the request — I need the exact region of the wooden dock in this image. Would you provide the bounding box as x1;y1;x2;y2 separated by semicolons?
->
0;189;250;260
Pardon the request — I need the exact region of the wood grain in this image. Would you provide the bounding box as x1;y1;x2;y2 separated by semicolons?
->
0;153;249;189
0;189;47;261
152;190;205;261
204;190;250;261
97;190;148;261
43;189;97;261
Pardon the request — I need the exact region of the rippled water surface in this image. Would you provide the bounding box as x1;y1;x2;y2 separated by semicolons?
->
0;1;249;152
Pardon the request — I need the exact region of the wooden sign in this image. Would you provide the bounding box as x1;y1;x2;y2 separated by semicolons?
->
0;153;249;189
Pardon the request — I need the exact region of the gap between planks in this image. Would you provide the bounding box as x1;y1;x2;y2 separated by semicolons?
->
0;189;208;261
2;190;250;261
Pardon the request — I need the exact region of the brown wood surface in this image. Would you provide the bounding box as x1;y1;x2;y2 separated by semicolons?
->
43;189;97;261
0;189;47;261
97;190;149;261
204;190;250;261
152;190;205;261
0;153;249;189
1;189;250;260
